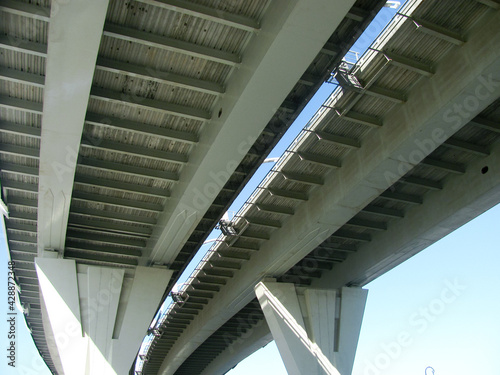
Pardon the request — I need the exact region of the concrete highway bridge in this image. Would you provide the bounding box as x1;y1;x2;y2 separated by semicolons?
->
1;0;499;374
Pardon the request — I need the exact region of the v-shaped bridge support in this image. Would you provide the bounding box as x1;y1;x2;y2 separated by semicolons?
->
255;280;368;375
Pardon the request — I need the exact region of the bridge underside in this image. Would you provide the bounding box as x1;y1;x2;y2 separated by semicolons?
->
143;1;500;374
0;0;389;373
1;0;500;374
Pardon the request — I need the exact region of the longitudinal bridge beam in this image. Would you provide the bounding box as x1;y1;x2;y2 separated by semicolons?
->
144;0;358;275
37;0;109;255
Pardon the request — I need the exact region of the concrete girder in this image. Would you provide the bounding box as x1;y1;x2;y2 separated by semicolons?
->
363;85;407;103
321;42;342;57
346;6;368;22
89;87;212;121
63;253;137;266
345;218;387;231
315;131;361;149
331;230;371;242
255;203;295;216
37;0;109;255
0;35;47;57
384;50;435;77
80;138;188;164
412;17;466;46
337;110;383;128
315;125;500;289
143;0;357;273
267;188;308;201
245;216;282;229
0;66;45;87
84;113;199;144
156;9;500;374
442;138;490;156
68;216;152;236
0;120;41;138
0;37;223;104
2;180;38;193
65;229;146;248
399;175;443;190
9;211;38;222
0;96;43;114
378;191;423;205
6;196;37;208
339;83;407;104
7;221;37;232
237;230;270;241
78;157;179;181
361;205;404;218
0;162;39;177
73;174;169;198
420;157;466;174
0;0;50;21
103;23;241;66
281;171;325;186
134;0;260;32
0;68;204;148
0;143;39;159
70;206;157;225
65;240;142;258
0;0;259;33
469;116;500;133
476;0;500;9
1;2;238;76
297;151;342;168
71;191;163;212
94;57;225;95
7;232;37;244
299;73;323;87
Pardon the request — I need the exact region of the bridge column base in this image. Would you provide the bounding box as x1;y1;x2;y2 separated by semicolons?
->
255;280;367;375
35;257;172;374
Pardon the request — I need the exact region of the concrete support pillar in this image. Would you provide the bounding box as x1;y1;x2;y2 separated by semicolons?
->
35;258;88;375
86;266;124;374
35;258;172;374
111;266;173;374
255;280;367;375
